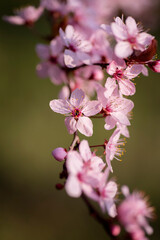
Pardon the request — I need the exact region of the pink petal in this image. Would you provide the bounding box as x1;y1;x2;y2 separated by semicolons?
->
137;32;153;48
118;79;136;96
105;150;113;173
125;17;138;37
104;77;117;98
125;64;143;79
36;62;49;78
65;117;77;134
36;44;50;60
77;117;93;137
90;156;105;172
106;200;117;217
104;116;116;130
65;25;75;40
70;89;85;107
64;49;80;68
48;65;67;85
111;22;127;41
115;41;133;59
105;181;117;198
77;51;91;65
111;112;130;126
82;101;102;117
49;99;72;114
3;16;25;25
65;175;82;197
107;61;118;75
79;140;92;162
67;151;83;174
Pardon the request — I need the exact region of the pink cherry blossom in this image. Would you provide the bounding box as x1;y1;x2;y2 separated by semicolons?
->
105;129;126;172
49;89;102;136
59;25;92;68
85;168;118;217
106;61;143;96
36;37;67;85
65;140;105;197
3;6;43;26
109;16;154;59
96;84;134;131
118;186;154;240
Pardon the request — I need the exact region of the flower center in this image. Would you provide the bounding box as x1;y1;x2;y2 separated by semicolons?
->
72;108;82;119
113;69;124;80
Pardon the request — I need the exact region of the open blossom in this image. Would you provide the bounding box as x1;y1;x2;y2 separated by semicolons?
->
60;25;92;68
36;36;67;85
96;84;134;131
118;186;154;240
103;16;154;59
105;129;126;172
65;140;105;197
49;89;102;137
3;6;43;26
107;61;143;96
86;168;118;217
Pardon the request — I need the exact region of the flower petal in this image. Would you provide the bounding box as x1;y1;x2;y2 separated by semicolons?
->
79;140;92;162
67;151;83;174
70;89;85;107
77;117;93;137
64;49;80;68
65;175;82;197
65;117;77;134
49;99;72;114
82;101;102;117
115;41;133;59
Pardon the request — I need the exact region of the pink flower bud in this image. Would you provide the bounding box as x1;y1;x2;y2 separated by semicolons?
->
111;225;121;236
52;147;67;161
148;60;160;73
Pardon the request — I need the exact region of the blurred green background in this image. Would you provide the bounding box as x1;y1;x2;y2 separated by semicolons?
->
0;1;160;239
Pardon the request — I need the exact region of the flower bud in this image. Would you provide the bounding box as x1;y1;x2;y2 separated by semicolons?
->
111;224;121;236
52;147;67;161
148;60;160;73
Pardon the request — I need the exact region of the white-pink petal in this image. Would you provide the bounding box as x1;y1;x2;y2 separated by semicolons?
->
65;117;77;134
79;140;92;162
82;101;102;117
65;175;82;197
112;112;130;126
70;88;85;107
67;151;83;174
64;49;80;68
77;116;93;137
125;17;138;37
115;41;133;59
49;99;72;114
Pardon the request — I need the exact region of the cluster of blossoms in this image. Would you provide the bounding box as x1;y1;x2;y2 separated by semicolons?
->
4;0;160;239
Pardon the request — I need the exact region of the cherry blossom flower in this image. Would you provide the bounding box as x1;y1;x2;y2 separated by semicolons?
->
60;25;92;68
106;61;143;96
118;186;154;240
3;6;43;26
49;89;102;136
85;168;118;217
103;16;154;59
65;140;105;197
36;36;67;85
96;84;134;131
105;129;126;172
